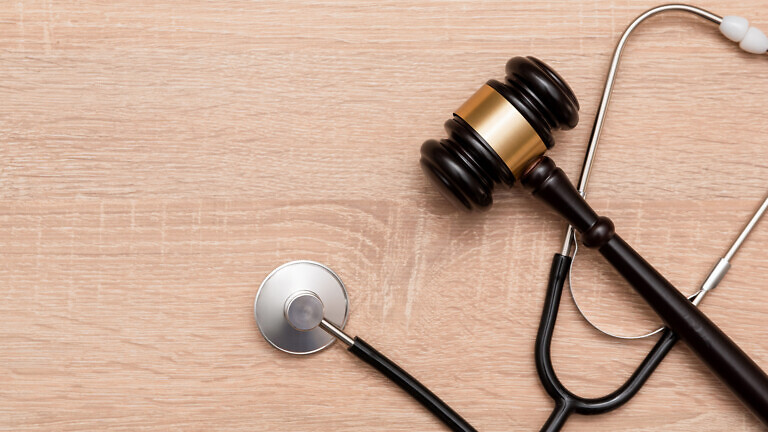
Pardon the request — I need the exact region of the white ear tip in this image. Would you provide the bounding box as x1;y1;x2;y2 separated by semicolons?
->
720;15;750;42
739;26;768;54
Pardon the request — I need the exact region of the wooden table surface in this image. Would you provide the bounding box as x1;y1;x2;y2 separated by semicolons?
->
1;1;767;430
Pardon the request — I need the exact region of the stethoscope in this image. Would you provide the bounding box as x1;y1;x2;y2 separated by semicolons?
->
254;4;768;431
537;4;768;430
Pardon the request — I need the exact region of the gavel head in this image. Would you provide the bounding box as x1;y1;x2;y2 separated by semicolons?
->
419;56;579;211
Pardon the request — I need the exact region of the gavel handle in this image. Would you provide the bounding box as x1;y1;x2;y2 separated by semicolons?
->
521;157;768;426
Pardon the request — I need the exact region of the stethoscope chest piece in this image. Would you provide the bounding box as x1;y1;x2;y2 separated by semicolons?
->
254;260;349;354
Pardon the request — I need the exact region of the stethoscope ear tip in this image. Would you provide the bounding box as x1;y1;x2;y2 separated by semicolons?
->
254;260;349;355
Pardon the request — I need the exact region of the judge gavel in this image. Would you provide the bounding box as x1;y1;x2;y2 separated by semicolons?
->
419;56;768;425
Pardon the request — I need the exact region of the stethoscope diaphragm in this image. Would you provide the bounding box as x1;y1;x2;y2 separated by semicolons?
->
254;260;349;354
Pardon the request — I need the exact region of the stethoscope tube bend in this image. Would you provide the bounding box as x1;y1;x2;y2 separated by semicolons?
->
523;158;768;427
537;254;681;431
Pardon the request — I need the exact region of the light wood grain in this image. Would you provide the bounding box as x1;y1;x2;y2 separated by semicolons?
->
0;1;767;430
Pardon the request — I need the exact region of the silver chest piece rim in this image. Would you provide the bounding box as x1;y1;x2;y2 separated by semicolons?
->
254;260;349;355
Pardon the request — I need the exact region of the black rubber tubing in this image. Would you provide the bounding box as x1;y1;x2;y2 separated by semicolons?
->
346;254;683;432
348;336;477;432
537;253;680;431
523;157;768;427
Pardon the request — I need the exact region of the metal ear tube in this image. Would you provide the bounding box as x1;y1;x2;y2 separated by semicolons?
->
562;4;767;340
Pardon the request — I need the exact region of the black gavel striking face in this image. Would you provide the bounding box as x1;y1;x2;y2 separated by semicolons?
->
419;56;579;210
